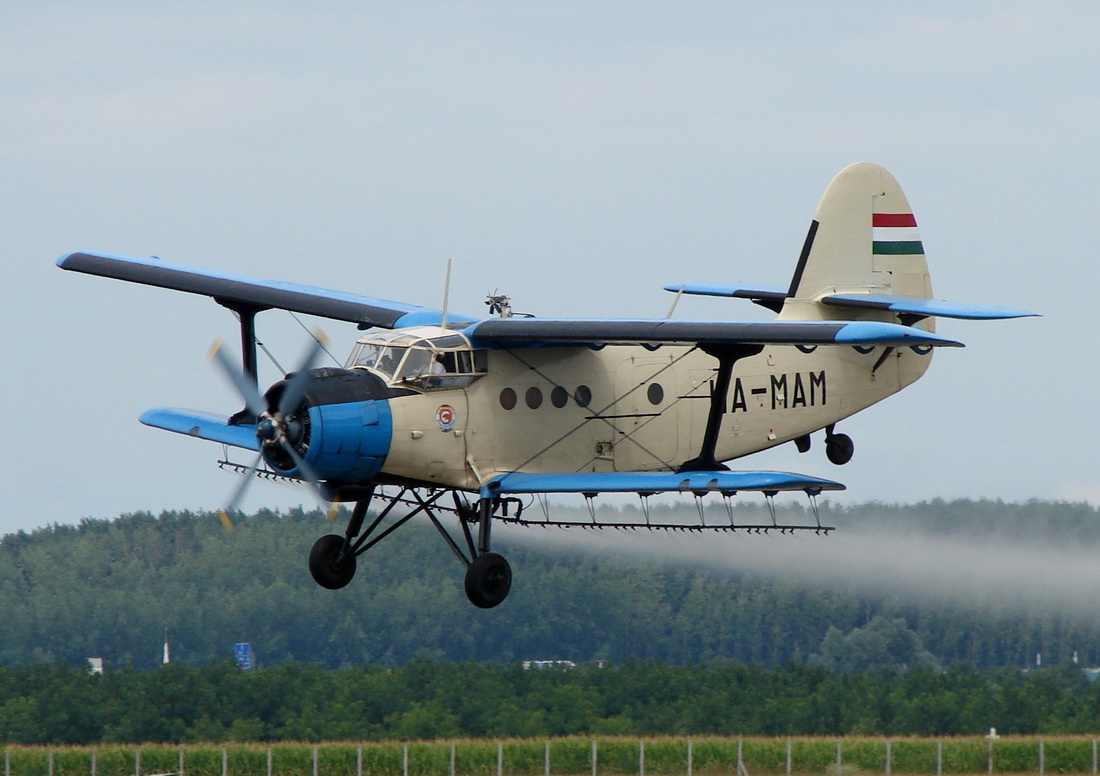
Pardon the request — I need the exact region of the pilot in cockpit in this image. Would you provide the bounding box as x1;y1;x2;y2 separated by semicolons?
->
424;354;447;386
377;350;397;376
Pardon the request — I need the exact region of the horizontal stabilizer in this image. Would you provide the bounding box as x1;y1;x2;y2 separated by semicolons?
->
465;318;962;348
822;293;1037;320
663;283;790;312
480;470;845;498
57;251;472;329
140;408;260;451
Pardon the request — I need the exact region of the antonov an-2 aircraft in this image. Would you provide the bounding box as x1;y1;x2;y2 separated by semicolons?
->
57;162;1031;608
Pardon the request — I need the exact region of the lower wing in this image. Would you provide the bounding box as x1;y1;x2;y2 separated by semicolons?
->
480;470;844;498
140;408;259;451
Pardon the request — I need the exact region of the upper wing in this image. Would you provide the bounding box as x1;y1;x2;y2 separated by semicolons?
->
479;470;845;498
56;251;472;329
464;317;963;348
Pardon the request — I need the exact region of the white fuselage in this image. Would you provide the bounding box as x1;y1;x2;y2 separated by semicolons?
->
376;339;932;490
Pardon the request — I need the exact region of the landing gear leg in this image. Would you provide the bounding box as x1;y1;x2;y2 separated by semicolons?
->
463;498;512;609
308;488;512;608
824;424;854;465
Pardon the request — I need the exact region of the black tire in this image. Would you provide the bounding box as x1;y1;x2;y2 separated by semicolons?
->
464;552;512;609
825;433;854;465
309;534;357;590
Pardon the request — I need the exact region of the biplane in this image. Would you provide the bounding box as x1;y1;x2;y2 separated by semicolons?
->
57;162;1032;607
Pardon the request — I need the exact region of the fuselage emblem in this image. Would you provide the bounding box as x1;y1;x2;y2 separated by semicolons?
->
436;404;456;432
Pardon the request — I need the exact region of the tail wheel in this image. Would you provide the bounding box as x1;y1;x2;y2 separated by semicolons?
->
825;432;854;465
464;552;512;609
309;534;357;590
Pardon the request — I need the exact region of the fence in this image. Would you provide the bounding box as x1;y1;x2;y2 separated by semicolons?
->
3;736;1100;776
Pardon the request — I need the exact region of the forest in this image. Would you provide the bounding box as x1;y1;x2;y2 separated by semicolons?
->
2;658;1100;744
4;499;1100;744
1;498;1098;671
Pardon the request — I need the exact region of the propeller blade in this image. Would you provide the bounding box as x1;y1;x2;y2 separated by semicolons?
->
224;450;265;518
277;330;329;416
208;339;267;417
278;438;337;518
216;450;266;531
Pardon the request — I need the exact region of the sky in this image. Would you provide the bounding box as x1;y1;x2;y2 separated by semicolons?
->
3;2;1098;533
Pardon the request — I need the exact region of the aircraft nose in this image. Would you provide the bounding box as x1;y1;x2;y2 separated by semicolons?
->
304;395;393;482
262;368;393;484
256;417;279;442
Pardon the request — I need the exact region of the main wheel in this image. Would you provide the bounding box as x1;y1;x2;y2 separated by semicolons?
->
825;433;854;465
464;552;512;609
309;534;357;590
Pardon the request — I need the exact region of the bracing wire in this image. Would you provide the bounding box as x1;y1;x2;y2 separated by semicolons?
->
287;311;341;366
255;338;286;374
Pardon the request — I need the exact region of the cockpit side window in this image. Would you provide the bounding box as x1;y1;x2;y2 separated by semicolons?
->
395;347;433;381
455;350;489;374
438;352;459;373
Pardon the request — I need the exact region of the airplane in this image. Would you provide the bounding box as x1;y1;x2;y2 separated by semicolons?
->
57;162;1033;608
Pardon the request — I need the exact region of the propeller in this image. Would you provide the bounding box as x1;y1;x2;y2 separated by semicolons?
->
209;331;334;529
207;340;266;418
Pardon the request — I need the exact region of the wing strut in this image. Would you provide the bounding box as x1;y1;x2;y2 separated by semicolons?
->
679;344;764;471
217;299;268;425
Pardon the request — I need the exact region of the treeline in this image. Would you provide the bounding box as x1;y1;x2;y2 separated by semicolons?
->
2;659;1100;745
1;500;1099;670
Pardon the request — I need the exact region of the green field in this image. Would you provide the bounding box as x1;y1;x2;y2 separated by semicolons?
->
3;735;1098;776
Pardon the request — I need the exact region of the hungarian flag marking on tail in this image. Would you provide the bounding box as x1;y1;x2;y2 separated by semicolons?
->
872;212;924;255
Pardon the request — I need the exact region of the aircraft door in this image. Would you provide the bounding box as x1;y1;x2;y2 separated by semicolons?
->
385;389;470;487
425;391;469;484
612;360;681;472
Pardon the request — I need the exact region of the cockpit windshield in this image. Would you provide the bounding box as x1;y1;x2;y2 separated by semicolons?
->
345;328;488;389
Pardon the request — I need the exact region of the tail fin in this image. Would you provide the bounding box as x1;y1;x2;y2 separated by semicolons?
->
785;162;932;310
661;162;1032;322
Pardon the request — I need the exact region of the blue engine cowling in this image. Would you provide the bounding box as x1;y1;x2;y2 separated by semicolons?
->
263;367;393;485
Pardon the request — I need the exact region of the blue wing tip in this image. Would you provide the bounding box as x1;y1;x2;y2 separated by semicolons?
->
834;321;964;348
